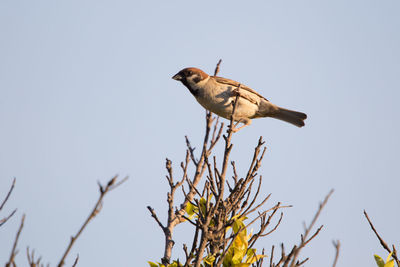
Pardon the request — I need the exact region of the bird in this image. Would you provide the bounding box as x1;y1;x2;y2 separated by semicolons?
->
172;67;307;132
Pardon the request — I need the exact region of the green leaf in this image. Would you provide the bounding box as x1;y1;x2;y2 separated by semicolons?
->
374;255;385;267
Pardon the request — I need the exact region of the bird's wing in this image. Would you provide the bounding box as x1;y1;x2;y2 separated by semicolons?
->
213;76;269;103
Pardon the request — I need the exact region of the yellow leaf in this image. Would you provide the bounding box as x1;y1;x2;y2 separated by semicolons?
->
232;232;248;250
223;249;233;267
204;254;216;265
199;197;207;215
230;214;240;221
232;247;246;264
385;260;395;267
385;253;395;267
385;252;394;267
386;252;393;264
246;248;255;257
185;202;195;215
147;262;159;267
233;218;246;235
244;249;256;263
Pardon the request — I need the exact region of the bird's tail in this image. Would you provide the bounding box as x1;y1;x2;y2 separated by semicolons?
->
272;107;307;127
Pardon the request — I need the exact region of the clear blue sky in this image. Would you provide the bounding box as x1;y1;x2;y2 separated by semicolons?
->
1;1;399;266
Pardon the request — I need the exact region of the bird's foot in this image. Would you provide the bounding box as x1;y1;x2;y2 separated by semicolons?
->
231;124;247;133
228;118;251;133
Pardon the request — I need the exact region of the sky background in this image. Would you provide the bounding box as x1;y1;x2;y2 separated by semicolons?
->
1;0;399;266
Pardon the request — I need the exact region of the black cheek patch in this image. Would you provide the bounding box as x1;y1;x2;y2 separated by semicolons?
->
181;78;199;96
193;75;202;83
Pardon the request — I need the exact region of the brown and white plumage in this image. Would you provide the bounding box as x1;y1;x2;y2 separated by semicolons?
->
172;67;307;132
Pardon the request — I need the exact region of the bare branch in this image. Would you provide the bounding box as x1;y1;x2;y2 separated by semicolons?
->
1;178;16;211
209;117;224;152
6;214;25;267
243;193;272;217
72;254;79;267
302;225;323;247
270;245;275;267
286;190;334;267
57;175;128;267
185;136;198;166
261;212;284;237
364;210;400;266
147;206;166;230
214;59;222;76
0;209;17;227
332;240;340;267
26;247;46;267
0;178;17;227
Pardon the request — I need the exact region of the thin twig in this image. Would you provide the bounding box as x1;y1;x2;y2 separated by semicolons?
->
27;247;44;267
185;136;198;166
72;254;79;267
1;178;16;210
147;206;165;230
261;212;284;237
0;209;17;227
287;190;334;267
332;240;340;267
57;175;128;267
6;214;25;267
214;59;222;76
364;210;400;266
0;178;17;227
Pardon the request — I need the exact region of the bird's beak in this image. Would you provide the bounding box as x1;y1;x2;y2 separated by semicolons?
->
172;73;182;81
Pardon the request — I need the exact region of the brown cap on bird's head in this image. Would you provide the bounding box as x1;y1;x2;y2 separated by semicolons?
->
172;67;209;82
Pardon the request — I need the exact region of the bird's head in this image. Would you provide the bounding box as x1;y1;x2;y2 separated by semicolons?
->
172;67;209;88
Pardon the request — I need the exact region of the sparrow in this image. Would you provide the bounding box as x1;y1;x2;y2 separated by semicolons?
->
172;67;307;132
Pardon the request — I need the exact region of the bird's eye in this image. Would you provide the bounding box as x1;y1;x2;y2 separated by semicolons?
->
187;71;192;76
